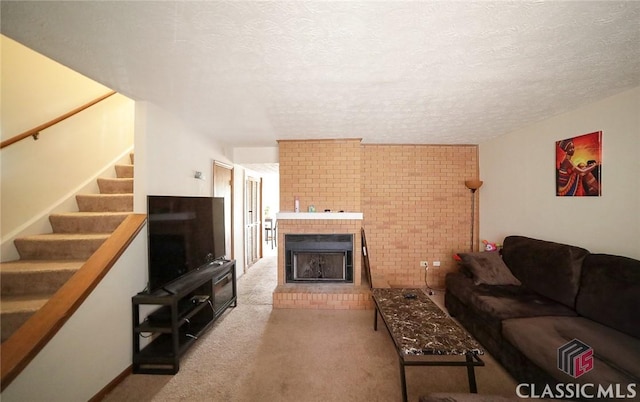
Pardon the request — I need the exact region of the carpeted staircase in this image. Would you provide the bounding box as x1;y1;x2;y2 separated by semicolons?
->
0;154;134;342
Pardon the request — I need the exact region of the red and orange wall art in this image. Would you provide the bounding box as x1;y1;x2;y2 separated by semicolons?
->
556;131;602;197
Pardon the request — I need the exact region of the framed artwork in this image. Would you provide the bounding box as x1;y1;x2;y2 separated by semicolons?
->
556;131;602;197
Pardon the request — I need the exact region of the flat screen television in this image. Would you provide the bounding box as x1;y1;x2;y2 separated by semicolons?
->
147;195;225;293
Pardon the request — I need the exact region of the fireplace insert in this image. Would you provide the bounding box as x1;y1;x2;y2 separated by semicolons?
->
285;234;353;283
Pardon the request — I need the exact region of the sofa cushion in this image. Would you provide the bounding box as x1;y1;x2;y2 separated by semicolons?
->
501;236;589;309
445;272;576;321
576;253;640;339
458;252;521;286
502;316;640;386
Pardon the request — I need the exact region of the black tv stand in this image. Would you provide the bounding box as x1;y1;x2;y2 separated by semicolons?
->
132;259;237;374
161;286;175;295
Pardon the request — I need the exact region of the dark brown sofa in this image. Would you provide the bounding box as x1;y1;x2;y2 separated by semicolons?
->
444;236;640;400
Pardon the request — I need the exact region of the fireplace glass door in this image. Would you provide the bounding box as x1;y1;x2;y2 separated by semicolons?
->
293;252;346;281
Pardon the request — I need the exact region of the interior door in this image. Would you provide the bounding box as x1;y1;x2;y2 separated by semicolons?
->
245;176;261;267
213;161;233;259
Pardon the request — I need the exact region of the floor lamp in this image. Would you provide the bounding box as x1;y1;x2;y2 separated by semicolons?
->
464;179;483;251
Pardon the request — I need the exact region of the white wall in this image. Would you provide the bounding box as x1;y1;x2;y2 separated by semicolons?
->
262;173;280;217
0;95;135;249
479;86;640;259
2;229;148;402
1;35;135;260
142;103;222;197
1;35;111;139
136;102;246;276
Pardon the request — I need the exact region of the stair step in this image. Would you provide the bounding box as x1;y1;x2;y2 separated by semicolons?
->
1;151;135;342
1;294;51;342
49;212;129;233
97;177;133;194
115;164;134;179
76;194;133;212
1;260;83;296
14;233;109;260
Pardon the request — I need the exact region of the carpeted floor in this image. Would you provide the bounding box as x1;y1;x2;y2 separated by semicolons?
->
104;255;519;402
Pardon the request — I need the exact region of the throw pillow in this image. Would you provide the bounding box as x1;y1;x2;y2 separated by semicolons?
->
458;252;521;286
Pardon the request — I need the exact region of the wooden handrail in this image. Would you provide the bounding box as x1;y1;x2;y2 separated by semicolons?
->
1;90;117;149
0;214;147;391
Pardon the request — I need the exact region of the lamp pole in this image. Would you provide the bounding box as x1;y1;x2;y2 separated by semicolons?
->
464;180;483;251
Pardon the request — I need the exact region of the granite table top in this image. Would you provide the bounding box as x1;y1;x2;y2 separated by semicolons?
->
371;288;484;357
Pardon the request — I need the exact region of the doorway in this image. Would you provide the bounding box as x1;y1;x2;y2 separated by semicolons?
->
245;176;261;268
213;161;233;260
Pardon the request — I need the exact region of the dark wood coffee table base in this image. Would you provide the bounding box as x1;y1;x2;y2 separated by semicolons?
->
372;288;485;402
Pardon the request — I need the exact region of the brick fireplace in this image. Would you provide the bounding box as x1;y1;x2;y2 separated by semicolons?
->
274;138;478;306
272;212;373;309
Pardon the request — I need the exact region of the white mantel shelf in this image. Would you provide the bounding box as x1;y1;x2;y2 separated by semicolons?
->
276;212;363;220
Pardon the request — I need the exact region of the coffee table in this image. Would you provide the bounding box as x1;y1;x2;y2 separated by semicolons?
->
372;288;484;402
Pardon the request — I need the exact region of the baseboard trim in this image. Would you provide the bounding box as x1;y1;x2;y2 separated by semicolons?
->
89;365;132;402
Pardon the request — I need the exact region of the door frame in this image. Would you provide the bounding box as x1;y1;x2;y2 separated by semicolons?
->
244;175;262;269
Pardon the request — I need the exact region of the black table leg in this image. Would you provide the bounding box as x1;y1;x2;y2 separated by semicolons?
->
466;353;478;393
374;306;378;331
399;358;408;402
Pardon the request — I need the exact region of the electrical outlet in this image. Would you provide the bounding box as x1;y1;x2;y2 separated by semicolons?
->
433;261;441;267
420;261;429;267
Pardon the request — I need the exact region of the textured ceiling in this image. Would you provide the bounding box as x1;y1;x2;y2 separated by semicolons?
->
2;1;639;147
